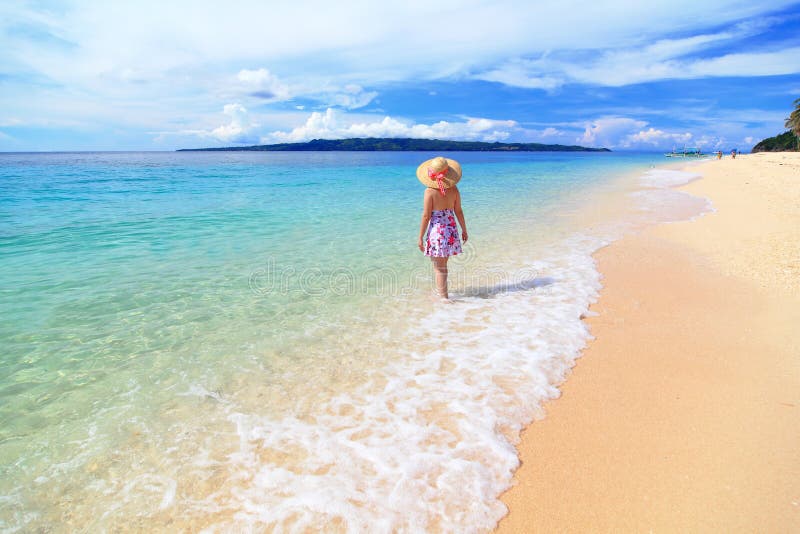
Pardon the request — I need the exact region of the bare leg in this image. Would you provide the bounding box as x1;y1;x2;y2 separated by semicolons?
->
431;257;449;299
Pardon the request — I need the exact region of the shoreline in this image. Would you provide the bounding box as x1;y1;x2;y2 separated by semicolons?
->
496;153;800;532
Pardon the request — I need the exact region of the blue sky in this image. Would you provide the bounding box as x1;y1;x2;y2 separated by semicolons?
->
1;0;799;151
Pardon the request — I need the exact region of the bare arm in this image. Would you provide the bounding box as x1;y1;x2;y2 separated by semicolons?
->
418;190;434;251
453;187;468;243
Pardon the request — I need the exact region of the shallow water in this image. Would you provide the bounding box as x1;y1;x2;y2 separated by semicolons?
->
0;151;709;531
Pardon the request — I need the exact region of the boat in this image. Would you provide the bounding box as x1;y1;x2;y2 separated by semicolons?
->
664;146;703;157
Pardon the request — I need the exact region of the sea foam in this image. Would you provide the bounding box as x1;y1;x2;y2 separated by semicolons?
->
638;168;701;188
188;234;608;532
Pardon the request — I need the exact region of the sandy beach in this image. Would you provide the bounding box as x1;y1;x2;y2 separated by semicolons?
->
497;152;800;532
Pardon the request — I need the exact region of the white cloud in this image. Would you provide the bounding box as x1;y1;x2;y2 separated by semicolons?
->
262;108;519;143
230;69;377;109
476;37;800;89
624;127;692;147
325;84;378;109
474;41;800;90
694;135;726;149
579;117;647;147
150;103;261;144
208;103;259;143
680;48;800;79
236;68;290;101
539;127;564;138
231;70;378;109
477;58;564;90
578;116;700;149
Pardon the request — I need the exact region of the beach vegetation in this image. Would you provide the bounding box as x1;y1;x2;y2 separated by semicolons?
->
752;131;799;152
785;98;800;150
752;99;800;152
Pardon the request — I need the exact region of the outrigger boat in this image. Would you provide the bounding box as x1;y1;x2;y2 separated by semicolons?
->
664;146;703;157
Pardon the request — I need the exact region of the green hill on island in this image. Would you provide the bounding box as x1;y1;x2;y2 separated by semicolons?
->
752;131;799;152
754;99;800;152
178;137;610;152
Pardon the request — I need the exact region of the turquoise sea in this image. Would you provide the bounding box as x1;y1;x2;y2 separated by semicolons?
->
0;151;708;531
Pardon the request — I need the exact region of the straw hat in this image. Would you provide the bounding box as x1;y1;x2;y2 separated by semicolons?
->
416;156;462;190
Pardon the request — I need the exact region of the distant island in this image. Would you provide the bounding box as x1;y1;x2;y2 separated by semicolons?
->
177;137;610;152
751;131;799;152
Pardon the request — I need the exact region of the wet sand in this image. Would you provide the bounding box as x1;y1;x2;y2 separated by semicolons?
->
497;152;800;532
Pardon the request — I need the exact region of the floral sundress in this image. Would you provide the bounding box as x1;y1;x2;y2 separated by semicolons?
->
424;209;462;257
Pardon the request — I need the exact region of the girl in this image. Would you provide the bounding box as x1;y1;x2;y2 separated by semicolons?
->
417;156;468;299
